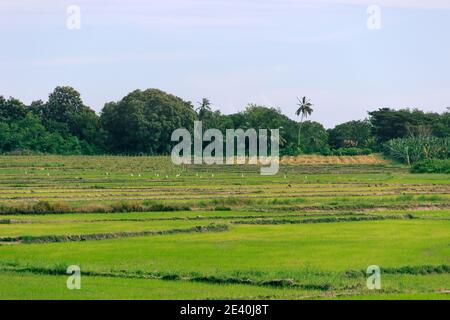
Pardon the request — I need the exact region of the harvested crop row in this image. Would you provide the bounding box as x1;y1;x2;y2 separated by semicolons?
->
230;215;412;225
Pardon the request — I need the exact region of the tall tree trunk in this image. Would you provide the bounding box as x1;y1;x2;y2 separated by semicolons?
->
298;114;304;147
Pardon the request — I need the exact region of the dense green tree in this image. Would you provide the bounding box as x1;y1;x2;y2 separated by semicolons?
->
239;104;299;154
28;100;46;118
299;121;330;154
432;111;450;138
241;105;292;130
368;108;439;142
1;87;448;157
0;96;27;122
42;86;103;150
328;120;374;149
100;89;197;154
0;112;84;154
0;89;101;154
44;86;84;123
203;110;234;132
0;122;12;151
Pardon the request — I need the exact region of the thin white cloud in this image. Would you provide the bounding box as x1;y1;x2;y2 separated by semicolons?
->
0;52;205;68
1;0;448;30
1;0;450;12
316;0;450;9
123;14;265;28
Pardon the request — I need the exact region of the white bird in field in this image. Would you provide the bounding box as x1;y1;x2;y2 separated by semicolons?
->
131;174;134;177
165;175;169;179
241;173;244;178
211;174;214;178
284;174;287;179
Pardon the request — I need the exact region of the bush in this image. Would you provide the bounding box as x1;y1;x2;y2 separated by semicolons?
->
331;147;372;156
385;137;450;165
110;201;144;213
411;159;450;173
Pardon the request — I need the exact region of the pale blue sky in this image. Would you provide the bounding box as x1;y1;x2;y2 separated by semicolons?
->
1;0;449;127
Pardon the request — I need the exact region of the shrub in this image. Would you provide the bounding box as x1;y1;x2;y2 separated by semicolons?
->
214;206;232;211
411;159;450;173
331;147;372;156
0;200;190;215
385;137;450;165
110;201;144;213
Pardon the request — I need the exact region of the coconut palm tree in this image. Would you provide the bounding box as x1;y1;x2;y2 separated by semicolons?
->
196;98;211;121
295;96;314;147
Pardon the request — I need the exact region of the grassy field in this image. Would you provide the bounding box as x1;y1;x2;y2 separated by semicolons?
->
0;155;448;300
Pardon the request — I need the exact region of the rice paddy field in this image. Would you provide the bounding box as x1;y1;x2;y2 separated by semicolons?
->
0;155;448;300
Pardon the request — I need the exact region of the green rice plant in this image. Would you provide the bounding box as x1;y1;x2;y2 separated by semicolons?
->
0;155;449;300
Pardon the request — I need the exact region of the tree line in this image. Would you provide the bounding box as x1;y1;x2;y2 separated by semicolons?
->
0;86;449;156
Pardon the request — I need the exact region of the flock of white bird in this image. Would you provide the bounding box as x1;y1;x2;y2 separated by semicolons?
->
37;170;294;179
